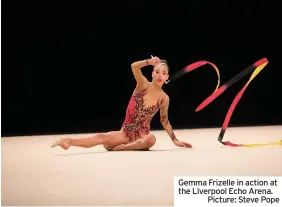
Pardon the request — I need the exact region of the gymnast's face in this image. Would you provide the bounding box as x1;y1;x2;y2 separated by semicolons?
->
152;63;169;87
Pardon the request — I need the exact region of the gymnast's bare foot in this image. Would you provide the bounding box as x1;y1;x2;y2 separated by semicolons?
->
51;138;70;150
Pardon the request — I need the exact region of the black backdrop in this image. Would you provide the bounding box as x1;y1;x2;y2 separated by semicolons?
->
2;1;282;137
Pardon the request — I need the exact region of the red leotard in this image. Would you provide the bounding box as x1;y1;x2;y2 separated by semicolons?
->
121;86;165;143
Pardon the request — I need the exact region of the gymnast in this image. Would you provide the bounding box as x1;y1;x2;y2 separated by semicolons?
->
51;56;192;151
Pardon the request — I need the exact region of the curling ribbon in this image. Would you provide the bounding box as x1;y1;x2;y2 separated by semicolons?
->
195;57;281;147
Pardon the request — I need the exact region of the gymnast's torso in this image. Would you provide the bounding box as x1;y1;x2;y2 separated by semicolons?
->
121;84;165;142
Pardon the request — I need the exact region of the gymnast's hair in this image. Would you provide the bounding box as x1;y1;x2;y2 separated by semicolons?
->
158;59;170;84
159;59;170;72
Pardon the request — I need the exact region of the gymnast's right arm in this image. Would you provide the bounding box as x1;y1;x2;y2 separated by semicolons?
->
131;56;160;89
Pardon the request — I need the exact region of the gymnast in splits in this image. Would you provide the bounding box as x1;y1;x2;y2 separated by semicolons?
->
51;56;192;151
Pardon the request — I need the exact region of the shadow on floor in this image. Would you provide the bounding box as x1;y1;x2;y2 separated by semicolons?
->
54;148;192;156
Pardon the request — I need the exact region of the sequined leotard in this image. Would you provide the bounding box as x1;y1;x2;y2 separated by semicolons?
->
121;86;165;143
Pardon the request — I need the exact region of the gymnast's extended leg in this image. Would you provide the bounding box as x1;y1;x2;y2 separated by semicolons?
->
112;134;156;151
51;131;128;150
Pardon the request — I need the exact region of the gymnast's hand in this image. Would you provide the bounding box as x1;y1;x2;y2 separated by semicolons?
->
147;56;160;66
173;139;193;148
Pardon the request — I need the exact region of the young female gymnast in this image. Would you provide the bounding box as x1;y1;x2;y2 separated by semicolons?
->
51;56;193;151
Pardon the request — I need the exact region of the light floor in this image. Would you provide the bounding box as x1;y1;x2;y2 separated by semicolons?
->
2;126;282;206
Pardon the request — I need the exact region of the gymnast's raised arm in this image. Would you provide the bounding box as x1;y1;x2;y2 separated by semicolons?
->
160;95;193;148
131;56;160;90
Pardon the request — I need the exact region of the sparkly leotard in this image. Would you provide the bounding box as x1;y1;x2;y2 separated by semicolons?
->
121;86;165;143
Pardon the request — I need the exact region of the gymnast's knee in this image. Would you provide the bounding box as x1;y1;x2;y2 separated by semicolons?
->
144;134;156;149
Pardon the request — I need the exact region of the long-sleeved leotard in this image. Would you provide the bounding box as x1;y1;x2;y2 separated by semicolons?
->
159;95;178;142
122;86;165;143
122;85;178;143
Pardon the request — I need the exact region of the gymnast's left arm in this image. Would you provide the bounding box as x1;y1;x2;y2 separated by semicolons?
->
160;95;193;148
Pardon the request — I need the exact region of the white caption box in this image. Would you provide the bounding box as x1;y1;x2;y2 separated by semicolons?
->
174;176;282;207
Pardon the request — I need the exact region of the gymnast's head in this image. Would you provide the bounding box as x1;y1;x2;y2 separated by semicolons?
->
152;59;170;87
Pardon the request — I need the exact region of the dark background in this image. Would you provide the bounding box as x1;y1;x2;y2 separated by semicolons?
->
2;1;282;137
